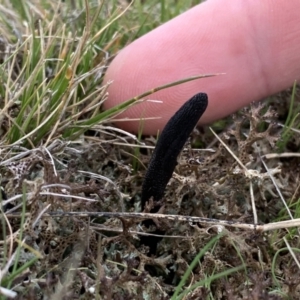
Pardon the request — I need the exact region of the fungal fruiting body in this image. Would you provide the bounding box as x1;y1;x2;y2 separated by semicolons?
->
141;93;208;210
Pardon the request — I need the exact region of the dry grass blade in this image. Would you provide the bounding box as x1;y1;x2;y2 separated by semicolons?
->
283;237;300;269
5;211;300;233
260;156;293;219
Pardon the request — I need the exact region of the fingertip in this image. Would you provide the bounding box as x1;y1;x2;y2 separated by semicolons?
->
104;0;300;135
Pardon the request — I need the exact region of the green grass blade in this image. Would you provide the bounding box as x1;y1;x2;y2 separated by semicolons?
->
171;233;222;299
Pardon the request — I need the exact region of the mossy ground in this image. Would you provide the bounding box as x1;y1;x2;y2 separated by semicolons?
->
0;1;300;299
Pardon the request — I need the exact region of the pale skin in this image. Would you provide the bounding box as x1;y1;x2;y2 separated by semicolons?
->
103;0;300;135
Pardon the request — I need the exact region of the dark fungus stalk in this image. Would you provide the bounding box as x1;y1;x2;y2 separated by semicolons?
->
141;93;208;210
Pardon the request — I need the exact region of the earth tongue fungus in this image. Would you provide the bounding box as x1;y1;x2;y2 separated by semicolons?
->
140;93;208;254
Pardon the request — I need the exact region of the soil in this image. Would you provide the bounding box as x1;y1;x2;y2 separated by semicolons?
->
1;90;300;299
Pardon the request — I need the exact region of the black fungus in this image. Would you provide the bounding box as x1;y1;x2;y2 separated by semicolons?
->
141;92;208;209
